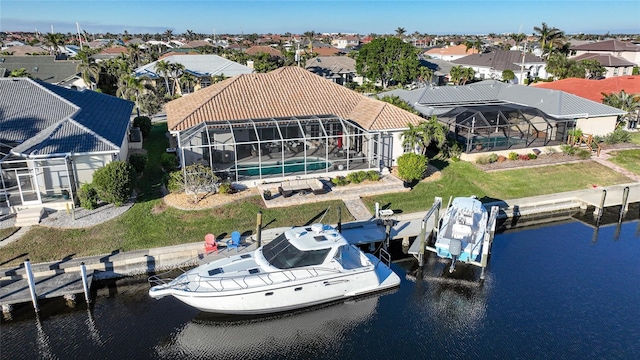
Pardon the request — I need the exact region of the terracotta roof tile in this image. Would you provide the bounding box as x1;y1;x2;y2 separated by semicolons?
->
166;66;424;132
531;76;640;102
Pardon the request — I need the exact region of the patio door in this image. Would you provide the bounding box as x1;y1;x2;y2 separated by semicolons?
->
17;169;42;205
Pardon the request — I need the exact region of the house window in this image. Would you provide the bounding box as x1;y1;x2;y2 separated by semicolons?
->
623;68;629;75
403;142;413;153
613;68;619;76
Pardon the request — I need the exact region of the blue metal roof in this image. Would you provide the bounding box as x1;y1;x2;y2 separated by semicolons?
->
0;78;134;158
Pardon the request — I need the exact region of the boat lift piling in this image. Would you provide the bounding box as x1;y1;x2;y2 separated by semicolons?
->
417;197;442;267
256;211;263;247
468;206;499;280
25;260;39;312
595;189;607;226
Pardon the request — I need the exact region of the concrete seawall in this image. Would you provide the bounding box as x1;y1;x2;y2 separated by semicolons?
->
2;182;639;282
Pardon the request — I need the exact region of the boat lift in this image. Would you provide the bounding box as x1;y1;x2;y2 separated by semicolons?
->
409;197;499;280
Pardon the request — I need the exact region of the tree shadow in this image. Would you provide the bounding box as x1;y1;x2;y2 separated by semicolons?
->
0;252;29;267
303;208;330;226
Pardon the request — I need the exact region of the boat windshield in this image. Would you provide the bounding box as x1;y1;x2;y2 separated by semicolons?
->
262;234;331;269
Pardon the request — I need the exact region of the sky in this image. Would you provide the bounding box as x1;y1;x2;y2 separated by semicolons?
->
1;0;639;36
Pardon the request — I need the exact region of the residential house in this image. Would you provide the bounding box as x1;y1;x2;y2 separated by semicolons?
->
133;54;253;94
0;45;49;56
165;66;425;185
331;36;360;49
0;56;93;90
419;58;456;86
424;44;479;61
379;80;625;159
0;78;134;219
452;50;548;84
571;40;640;70
245;45;283;58
305;56;363;85
532;76;640;129
571;53;636;78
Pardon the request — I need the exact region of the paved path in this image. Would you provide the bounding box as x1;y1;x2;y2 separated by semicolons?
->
343;196;373;221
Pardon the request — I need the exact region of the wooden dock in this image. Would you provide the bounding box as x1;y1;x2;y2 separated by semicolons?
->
1;271;92;308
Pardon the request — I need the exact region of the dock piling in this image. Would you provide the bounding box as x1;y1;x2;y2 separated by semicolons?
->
619;187;630;223
24;260;39;313
596;189;607;226
256;211;263;247
81;262;91;304
337;207;342;233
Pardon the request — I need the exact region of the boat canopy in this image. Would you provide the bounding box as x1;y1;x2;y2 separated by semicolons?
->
262;233;332;269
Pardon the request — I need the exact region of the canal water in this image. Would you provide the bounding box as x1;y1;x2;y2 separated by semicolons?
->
1;219;639;359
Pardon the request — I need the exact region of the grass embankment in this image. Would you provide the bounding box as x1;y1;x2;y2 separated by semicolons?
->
608;149;640;176
0;124;635;267
362;159;633;214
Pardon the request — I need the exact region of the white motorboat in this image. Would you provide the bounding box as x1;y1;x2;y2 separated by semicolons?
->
148;223;400;314
435;196;488;273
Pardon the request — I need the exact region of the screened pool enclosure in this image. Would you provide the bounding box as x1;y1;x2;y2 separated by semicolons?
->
438;104;576;153
176;115;380;181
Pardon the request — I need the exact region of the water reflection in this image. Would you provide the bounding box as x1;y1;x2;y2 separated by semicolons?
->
154;295;383;360
405;254;489;331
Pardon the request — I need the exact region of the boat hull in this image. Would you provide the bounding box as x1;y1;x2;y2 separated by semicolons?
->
150;254;400;315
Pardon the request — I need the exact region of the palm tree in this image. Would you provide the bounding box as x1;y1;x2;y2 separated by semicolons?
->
168;62;185;95
163;29;174;42
44;32;65;56
303;30;316;53
116;74;155;111
602;90;640;128
9;68;31;77
395;27;406;38
418;66;433;86
401;116;447;156
185;29;195;41
154;60;172;95
533;22;565;58
179;72;197;94
464;36;483;53
510;33;526;49
76;51;100;89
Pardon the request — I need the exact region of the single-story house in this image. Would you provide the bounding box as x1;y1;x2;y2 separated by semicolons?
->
133;54;254;94
0;55;93;90
379;80;625;158
570;53;636;78
305;56;363;85
165;66;425;185
451;50;548;84
0;78;134;214
571;40;640;67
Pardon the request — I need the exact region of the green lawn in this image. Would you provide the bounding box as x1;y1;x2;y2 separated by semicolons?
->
607;149;640;175
361;160;633;214
628;131;640;145
0;124;635;267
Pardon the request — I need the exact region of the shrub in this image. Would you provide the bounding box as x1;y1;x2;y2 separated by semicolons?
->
183;164;220;203
77;183;99;210
161;153;178;172
518;154;530;161
331;176;350;186
508;152;518;161
167;170;184;193
487;153;499;163
544;147;558;155
346;171;367;184
218;182;233;194
397;153;428;182
129;153;148;173
475;154;491;165
576;148;592;159
528;153;538;160
497;155;507;162
603;128;631;144
366;170;380;181
560;144;577;155
132;116;152;137
92;161;136;206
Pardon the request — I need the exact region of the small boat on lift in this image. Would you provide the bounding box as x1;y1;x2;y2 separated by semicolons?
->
435;196;488;273
148;223;400;315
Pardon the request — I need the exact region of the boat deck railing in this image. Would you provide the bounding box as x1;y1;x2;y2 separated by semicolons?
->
150;266;348;293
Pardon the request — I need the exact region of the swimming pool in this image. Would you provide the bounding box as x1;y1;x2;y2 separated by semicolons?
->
233;157;331;176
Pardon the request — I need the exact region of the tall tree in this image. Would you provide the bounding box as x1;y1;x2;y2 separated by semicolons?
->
303;30;316;53
401;116;447;156
163;29;174;42
510;33;527;49
464;36;483;53
75;51;100;88
355;37;419;88
601;90;640;128
533;22;565;58
154;60;172;95
395;27;407;38
44;32;65;56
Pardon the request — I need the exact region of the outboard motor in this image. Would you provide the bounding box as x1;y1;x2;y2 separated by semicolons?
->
448;239;462;273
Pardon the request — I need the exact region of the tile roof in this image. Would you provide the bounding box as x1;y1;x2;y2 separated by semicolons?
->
305;56;356;77
452;50;545;71
571;53;636;67
531;76;640;102
379;80;625;118
134;54;253;79
0;78;134;157
571;39;640;52
166;66;424;132
245;46;283;57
